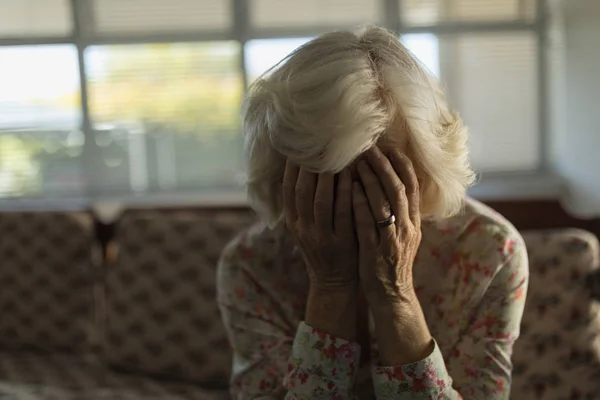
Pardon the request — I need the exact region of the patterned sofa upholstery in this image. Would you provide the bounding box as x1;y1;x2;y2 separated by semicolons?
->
1;210;599;399
0;209;255;400
0;212;96;352
512;229;600;399
102;209;256;386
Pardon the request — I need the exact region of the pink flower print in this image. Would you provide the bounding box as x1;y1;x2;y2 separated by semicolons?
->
495;377;506;393
336;343;355;361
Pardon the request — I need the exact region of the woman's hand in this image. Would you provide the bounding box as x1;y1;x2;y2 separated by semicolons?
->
352;147;433;365
352;147;422;303
283;161;358;340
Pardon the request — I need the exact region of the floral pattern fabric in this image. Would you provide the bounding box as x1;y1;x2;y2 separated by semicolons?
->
217;198;529;399
511;229;600;400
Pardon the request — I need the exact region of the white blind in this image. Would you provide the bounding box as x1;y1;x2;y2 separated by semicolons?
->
92;0;231;34
0;0;545;203
251;0;382;28
85;42;244;196
401;0;536;25
441;33;539;171
0;0;72;37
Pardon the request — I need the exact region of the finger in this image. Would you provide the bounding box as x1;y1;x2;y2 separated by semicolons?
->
334;168;352;237
352;182;377;246
314;172;334;235
357;159;393;225
388;151;420;226
282;161;300;226
365;147;410;227
296;167;317;225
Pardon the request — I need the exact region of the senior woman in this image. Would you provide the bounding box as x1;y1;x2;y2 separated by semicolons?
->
217;26;528;399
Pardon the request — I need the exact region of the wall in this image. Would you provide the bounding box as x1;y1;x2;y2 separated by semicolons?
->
554;0;600;217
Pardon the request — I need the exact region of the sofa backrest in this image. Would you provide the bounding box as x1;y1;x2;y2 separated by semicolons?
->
0;211;96;352
100;208;256;387
512;228;600;399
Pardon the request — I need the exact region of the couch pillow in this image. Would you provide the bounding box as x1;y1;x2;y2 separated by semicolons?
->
0;212;96;352
102;209;256;387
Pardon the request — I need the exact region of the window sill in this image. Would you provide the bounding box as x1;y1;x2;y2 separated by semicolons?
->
0;172;566;218
467;171;566;200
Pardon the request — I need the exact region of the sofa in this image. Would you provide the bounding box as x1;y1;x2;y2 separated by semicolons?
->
0;209;599;399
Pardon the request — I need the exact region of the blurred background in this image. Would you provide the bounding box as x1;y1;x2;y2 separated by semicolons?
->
0;0;597;216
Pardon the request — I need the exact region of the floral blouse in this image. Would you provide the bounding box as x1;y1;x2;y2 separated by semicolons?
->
217;198;529;399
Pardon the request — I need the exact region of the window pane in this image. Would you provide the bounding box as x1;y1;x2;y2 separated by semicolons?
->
251;0;381;29
401;0;536;26
401;34;440;78
244;37;313;83
85;42;243;196
245;35;439;83
440;33;539;171
0;0;72;37
92;0;230;34
0;46;83;199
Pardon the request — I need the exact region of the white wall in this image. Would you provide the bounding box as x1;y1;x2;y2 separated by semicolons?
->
553;0;600;217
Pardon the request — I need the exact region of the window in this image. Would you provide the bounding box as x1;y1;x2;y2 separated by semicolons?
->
401;34;440;78
250;0;382;28
86;42;243;195
400;0;536;25
440;33;539;171
245;38;314;83
0;45;83;199
0;0;547;207
0;0;72;37
92;0;231;34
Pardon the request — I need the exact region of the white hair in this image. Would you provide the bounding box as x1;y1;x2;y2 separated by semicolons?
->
243;26;475;227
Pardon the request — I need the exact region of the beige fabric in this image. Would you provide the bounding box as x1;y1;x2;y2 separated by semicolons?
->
0;350;229;399
512;228;600;399
103;209;256;386
0;212;96;352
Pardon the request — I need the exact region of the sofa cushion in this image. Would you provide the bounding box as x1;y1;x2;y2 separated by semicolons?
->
0;212;96;352
512;228;600;399
0;350;229;399
102;209;256;386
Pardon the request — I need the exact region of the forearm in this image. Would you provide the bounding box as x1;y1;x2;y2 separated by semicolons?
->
371;290;433;366
305;283;358;342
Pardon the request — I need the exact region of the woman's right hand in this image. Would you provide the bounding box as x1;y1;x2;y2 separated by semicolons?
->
283;161;358;291
283;161;359;340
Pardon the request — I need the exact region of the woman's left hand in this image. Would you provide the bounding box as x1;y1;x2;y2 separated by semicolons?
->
352;147;422;305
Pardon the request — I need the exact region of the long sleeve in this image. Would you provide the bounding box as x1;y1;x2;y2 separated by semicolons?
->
216;233;362;399
286;322;360;399
371;220;529;399
216;203;529;399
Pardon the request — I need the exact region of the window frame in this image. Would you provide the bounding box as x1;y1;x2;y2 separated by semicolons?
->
0;0;554;209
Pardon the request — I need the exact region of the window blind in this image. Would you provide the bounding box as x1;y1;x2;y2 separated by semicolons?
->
0;0;72;37
440;33;539;171
250;0;382;28
401;0;537;25
92;0;231;34
0;0;547;204
85;42;244;196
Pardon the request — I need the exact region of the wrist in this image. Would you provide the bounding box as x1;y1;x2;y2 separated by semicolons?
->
305;283;358;342
364;281;417;309
371;293;433;366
